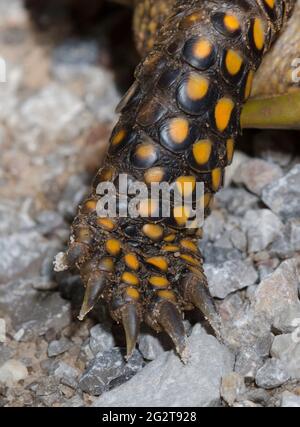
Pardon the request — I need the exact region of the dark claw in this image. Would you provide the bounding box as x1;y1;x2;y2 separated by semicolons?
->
66;242;90;268
181;273;223;341
121;303;140;359
157;301;188;362
78;271;107;320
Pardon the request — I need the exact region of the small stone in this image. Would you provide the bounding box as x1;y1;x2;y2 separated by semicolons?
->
93;325;234;407
262;165;300;220
0;359;28;386
243;388;270;406
48;337;72;357
35;210;64;235
218;293;244;323
221;372;246;406
78;340;95;367
243;210;283;253
13;328;25;342
271;334;300;380
89;324;115;356
255;358;290;389
0;319;5;343
205;259;258;299
138;333;167;361
0;231;50;283
235;347;264;381
62;394;85;407
273;305;300;334
216;188;260;217
230;227;247;252
257;258;280;281
0;280;72;338
199;241;242;265
79;348;126;396
254;258;300;327
52;361;80;389
233;400;262;407
225;307;272;354
281;391;300;407
109;350;145;389
291;220;300;251
203;210;225;241
224;151;249;187
233;158;283;196
0;345;13;366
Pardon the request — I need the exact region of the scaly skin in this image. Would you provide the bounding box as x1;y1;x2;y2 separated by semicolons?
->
55;0;297;360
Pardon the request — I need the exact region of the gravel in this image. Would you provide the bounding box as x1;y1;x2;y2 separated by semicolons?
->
205;259;258;299
255;359;290;389
262;165;300;220
93;325;234;407
0;0;300;408
281;391;300;407
233;158;283;196
271;334;300;380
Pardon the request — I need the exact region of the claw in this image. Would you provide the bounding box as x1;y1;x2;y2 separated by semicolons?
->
121;304;140;359
66;242;90;267
157;301;188;362
182;273;223;341
78;271;106;320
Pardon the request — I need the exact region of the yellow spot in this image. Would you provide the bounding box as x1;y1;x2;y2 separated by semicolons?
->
142;224;164;241
148;21;157;33
176;176;196;197
223;14;240;32
157;290;176;302
226;139;235;163
112;129;126;146
173;206;191;227
99;257;114;273
162;245;180;252
144;167;164;185
253;18;265;50
98;167;114;182
139;199;159;217
225;50;243;75
83;199;97;212
182;12;202;28
169;118;189;144
244;70;254;100
164;234;176;242
199;192;213;208
97;218;116;232
105;239;121;256
146;256;168;272
215;98;234;132
180;239;198;253
212;168;222;191
122;272;139;286
192;139;212;165
186;74;209;101
193;39;212;59
135;143;156;159
180;253;199;266
75;227;92;244
265;0;275;8
188;266;204;278
124;253;140;271
125;287;140;300
149;276;170;288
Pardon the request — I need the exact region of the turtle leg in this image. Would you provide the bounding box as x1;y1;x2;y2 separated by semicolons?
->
60;0;297;359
